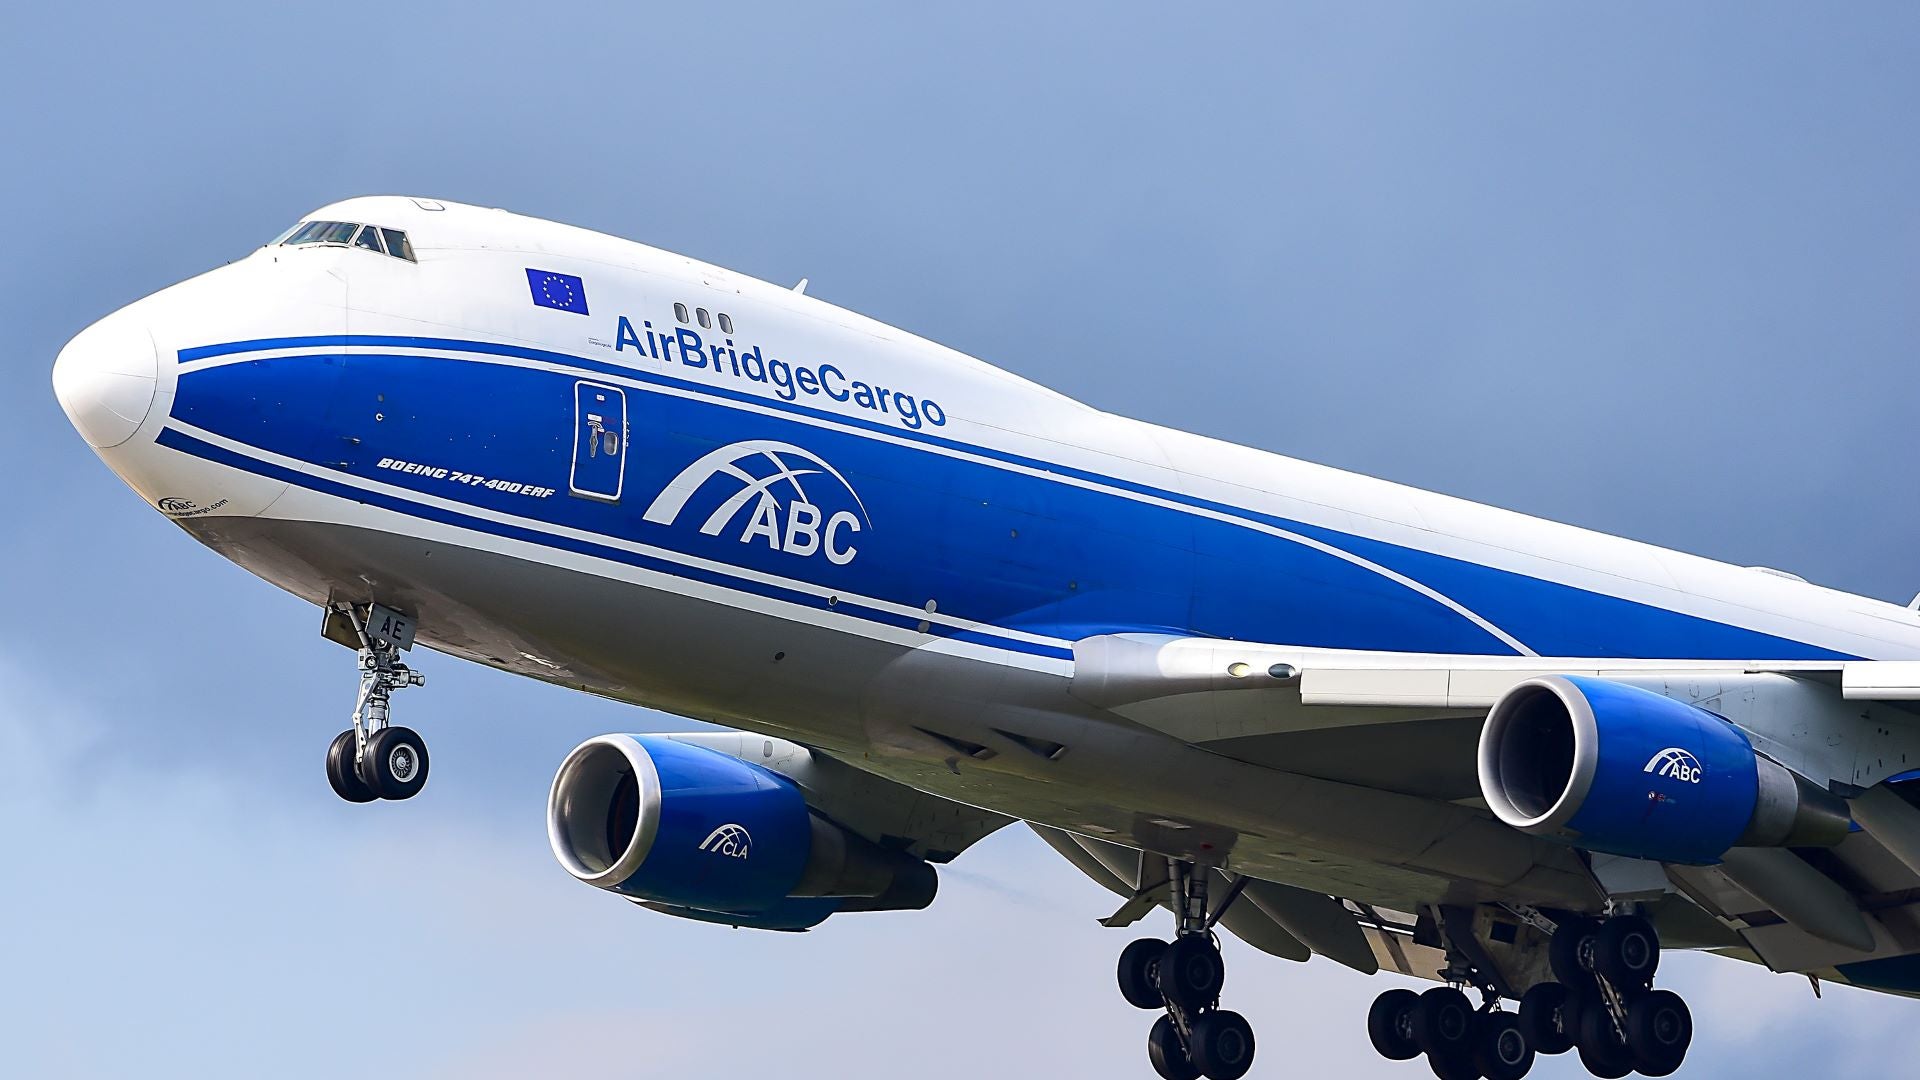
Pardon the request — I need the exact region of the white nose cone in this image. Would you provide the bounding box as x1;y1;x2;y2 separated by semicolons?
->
52;313;160;448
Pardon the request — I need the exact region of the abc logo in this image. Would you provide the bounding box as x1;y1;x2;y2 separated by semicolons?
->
1643;748;1703;784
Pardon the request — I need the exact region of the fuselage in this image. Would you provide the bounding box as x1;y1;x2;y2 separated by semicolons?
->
51;195;1920;914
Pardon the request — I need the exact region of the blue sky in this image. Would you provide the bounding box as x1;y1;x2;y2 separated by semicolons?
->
5;3;1920;1077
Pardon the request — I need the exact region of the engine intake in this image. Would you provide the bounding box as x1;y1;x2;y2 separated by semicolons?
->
547;734;936;927
1477;675;1850;865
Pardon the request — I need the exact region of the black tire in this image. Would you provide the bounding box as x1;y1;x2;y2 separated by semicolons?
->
1148;1014;1200;1080
1119;938;1168;1009
1594;914;1660;990
1624;989;1692;1077
1549;917;1598;988
325;730;376;803
1366;988;1422;1060
1517;982;1573;1056
1189;1010;1256;1080
1427;1050;1481;1080
1472;1011;1535;1080
1411;986;1476;1059
362;726;430;800
1574;995;1633;1080
1157;936;1225;1012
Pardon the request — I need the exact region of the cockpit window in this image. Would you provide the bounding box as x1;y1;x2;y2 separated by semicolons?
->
380;228;415;261
283;221;353;246
278;220;415;262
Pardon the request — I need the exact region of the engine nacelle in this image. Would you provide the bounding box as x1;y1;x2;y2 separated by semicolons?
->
1477;675;1850;865
547;734;936;927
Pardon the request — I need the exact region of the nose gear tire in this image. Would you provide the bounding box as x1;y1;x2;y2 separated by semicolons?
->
361;726;430;800
325;730;376;803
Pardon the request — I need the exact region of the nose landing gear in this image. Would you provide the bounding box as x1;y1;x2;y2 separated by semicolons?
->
1114;860;1257;1080
321;602;429;803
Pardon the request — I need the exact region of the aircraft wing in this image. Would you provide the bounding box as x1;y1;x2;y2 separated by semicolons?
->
1067;632;1920;721
1071;634;1920;985
1068;633;1893;803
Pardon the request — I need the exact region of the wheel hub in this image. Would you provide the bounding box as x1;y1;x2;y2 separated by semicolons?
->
1494;1026;1526;1065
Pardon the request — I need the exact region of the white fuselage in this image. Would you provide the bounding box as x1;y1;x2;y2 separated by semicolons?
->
50;195;1920;915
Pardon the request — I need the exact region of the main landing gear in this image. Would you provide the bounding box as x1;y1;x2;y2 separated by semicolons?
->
1364;911;1691;1079
1366;981;1531;1080
323;604;430;803
1531;913;1691;1079
1116;861;1257;1080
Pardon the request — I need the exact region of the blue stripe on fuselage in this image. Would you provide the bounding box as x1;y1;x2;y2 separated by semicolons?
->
153;425;1073;661
166;337;1856;662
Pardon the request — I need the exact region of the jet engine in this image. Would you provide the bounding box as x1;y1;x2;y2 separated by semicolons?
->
1477;675;1850;864
547;734;937;930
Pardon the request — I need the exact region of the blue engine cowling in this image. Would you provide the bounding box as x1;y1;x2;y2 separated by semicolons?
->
1477;675;1850;865
546;734;935;927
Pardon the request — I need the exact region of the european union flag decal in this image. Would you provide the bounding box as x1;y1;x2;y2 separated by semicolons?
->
526;268;589;315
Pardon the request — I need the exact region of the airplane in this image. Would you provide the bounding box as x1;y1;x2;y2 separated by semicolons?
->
50;195;1920;1080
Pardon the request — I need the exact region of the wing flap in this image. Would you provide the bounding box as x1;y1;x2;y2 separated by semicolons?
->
1072;633;1857;736
1844;661;1920;701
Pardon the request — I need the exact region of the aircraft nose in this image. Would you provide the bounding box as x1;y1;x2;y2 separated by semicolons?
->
52;311;160;448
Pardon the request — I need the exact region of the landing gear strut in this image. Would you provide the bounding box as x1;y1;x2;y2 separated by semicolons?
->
1115;860;1256;1080
323;603;429;802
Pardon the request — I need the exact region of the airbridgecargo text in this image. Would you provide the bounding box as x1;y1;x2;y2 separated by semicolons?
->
614;315;947;430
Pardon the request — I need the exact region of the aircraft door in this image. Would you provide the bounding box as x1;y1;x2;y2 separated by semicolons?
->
570;380;628;502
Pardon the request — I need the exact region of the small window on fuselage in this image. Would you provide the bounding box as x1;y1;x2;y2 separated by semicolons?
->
696;307;711;329
718;312;733;334
674;303;689;324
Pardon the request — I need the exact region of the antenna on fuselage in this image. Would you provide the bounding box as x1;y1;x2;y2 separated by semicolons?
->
793;278;809;295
